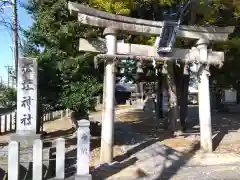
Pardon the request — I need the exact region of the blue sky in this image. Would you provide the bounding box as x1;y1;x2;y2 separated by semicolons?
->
0;0;32;84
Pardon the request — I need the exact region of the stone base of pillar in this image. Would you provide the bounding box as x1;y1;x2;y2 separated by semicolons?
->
75;174;92;180
10;131;41;147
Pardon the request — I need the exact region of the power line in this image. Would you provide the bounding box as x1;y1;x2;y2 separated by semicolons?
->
0;12;24;52
0;13;12;38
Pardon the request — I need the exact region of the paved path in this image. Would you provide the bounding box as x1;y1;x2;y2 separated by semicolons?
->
159;165;240;180
91;139;240;179
106;165;240;180
66;164;240;180
119;144;240;180
90;107;240;180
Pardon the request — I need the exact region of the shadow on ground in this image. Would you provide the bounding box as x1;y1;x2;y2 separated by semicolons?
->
90;105;240;179
1;105;240;179
88;107;199;179
184;106;240;151
91;137;200;179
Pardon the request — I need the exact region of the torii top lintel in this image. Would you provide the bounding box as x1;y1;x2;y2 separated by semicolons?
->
68;2;234;41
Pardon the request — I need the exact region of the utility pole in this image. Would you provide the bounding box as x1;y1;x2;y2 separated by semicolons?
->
0;76;3;87
12;0;18;83
2;0;18;87
5;65;11;87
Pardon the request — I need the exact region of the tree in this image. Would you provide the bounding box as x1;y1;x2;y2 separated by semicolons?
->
22;0;105;128
0;87;17;109
202;1;240;108
22;0;240;134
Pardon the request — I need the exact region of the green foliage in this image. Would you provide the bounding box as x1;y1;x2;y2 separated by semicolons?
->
22;0;103;114
0;87;17;109
61;76;102;113
21;0;240;116
117;60;137;83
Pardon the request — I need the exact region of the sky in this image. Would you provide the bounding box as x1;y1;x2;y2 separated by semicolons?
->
0;0;32;84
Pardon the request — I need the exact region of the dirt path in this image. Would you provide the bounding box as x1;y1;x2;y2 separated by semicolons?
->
91;106;240;179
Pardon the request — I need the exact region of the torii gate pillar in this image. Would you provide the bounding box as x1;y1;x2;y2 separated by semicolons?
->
100;28;117;163
197;39;213;152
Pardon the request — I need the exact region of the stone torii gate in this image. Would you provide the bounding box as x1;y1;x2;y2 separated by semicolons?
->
68;2;234;163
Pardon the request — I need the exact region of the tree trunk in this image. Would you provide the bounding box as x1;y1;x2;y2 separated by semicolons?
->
136;73;144;102
180;63;190;130
166;62;182;135
175;6;196;130
173;63;182;106
36;105;42;134
161;65;169;129
156;69;163;120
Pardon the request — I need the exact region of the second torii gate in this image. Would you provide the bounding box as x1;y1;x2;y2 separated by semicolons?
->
68;2;234;164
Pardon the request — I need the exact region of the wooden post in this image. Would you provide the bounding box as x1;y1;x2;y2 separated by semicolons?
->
8;141;19;180
75;120;91;180
4;115;7;133
140;82;144;101
180;63;190;128
156;68;163;120
66;109;69;117
166;62;182;135
197;39;213;152
10;113;13;132
100;28;117;163
6;114;11;131
56;138;65;179
161;64;169;129
13;112;16;131
0;116;2;134
60;110;63;120
50;112;53;120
